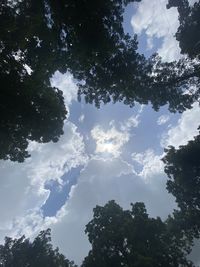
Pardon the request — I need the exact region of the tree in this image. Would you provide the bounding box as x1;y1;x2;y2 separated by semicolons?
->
0;1;68;162
163;132;200;237
82;200;193;267
164;0;200;239
167;0;200;59
0;229;76;267
2;0;200;162
71;1;200;112
0;0;147;162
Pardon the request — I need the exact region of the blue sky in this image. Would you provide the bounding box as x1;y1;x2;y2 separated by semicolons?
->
0;0;200;265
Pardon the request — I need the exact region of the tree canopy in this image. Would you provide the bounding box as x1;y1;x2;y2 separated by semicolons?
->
167;0;200;59
0;201;198;267
0;1;67;162
163;0;200;238
0;229;76;267
163;132;200;237
82;200;193;267
1;0;200;162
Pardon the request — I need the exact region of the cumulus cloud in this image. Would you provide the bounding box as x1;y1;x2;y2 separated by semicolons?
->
131;0;181;61
90;108;143;158
1;4;197;266
0;69;86;241
161;103;200;148
50;71;78;108
51;157;175;265
132;149;164;181
157;114;170;125
0;121;87;241
91;125;130;157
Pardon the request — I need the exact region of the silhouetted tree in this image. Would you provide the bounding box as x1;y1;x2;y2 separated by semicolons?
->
0;1;68;162
164;0;200;240
167;0;200;59
0;0;144;162
82;200;193;267
1;0;200;162
72;0;200;112
0;229;76;267
163;132;200;237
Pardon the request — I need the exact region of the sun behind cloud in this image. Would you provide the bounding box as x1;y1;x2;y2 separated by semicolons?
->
101;142;115;154
91;125;130;157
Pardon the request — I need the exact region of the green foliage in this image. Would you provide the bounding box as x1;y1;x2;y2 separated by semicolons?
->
0;229;76;267
167;0;200;59
0;0;67;162
0;203;197;267
82;200;193;267
163;132;200;237
146;55;200;112
68;0;200;112
1;0;200;162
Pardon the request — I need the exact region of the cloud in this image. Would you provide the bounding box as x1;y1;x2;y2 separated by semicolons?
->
50;71;78;109
28;122;87;184
161;103;200;148
79;114;85;123
50;157;175;265
131;0;181;61
157;114;170;125
91;125;130;157
0;121;87;241
90;108;143;158
120;114;140;131
132;149;164;181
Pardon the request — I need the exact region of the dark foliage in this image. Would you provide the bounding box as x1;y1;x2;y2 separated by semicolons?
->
1;0;200;162
82;200;193;267
167;0;200;59
163;132;200;237
0;229;76;267
0;1;67;162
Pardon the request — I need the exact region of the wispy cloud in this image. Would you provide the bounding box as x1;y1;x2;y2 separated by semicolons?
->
157;115;170;125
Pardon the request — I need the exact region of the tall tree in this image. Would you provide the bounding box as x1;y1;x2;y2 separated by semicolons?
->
0;0;145;162
163;132;200;237
0;229;76;267
1;0;200;162
0;1;68;162
82;200;193;267
164;0;200;238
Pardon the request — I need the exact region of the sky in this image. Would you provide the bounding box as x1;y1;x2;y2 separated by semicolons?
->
0;0;200;265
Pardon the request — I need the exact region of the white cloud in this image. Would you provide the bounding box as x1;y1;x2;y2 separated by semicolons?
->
0;121;87;241
79;114;85;123
50;71;78;108
132;149;164;181
90;108;143;158
27;122;87;186
147;37;154;50
50;157;175;265
91;125;130;157
161;103;200;148
131;0;181;61
120;114;140;131
157;114;170;125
